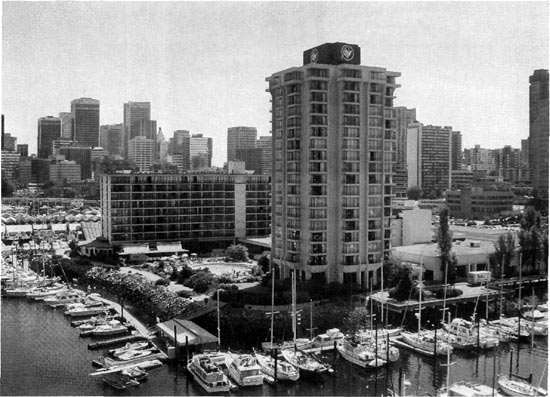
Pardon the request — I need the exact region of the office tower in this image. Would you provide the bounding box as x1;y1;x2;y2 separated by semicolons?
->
394;107;416;196
71;98;100;148
128;136;155;172
1;114;4;150
100;124;123;156
37;116;61;158
521;138;530;169
58;144;92;180
59;112;72;139
235;147;262;173
123;101;154;157
529;69;549;197
1;151;20;185
49;160;81;186
190;134;213;169
100;172;271;244
170;130;191;171
257;136;272;175
156;128;168;163
407;124;452;194
3;133;17;152
451;130;462;170
227;126;257;163
17;144;28;158
266;42;400;285
463;145;496;173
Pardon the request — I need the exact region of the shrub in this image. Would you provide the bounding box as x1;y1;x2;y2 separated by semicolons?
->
177;290;193;299
155;278;170;287
184;271;214;293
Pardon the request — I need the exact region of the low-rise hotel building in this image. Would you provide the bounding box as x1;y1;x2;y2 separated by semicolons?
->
100;172;270;245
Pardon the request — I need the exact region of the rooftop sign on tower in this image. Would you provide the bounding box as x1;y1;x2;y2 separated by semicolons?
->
303;42;361;66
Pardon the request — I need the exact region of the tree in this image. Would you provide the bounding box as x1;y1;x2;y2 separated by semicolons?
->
1;178;14;197
493;232;516;277
437;206;453;282
407;186;422;200
343;307;372;335
257;255;270;274
518;207;544;274
388;265;413;301
225;244;249;262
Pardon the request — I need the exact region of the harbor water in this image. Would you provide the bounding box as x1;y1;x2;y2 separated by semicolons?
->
1;298;548;396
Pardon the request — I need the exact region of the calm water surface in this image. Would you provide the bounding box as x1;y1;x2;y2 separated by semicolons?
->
1;298;547;396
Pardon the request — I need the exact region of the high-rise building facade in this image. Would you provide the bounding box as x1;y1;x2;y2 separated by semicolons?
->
37;116;61;159
71;98;100;148
451;130;463;170
128;136;156;172
100;124;123;156
58;144;92;180
257;136;272;175
190;134;213;169
266;42;400;285
529;69;549;197
170;130;191;171
123;102;153;158
394;107;416;196
227;126;257;163
407;124;452;194
59;112;72;139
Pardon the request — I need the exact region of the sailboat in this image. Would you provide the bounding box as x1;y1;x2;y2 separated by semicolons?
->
254;261;300;382
399;264;453;357
280;271;333;378
497;270;548;397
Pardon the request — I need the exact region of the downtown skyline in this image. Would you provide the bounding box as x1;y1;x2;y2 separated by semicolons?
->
3;1;549;166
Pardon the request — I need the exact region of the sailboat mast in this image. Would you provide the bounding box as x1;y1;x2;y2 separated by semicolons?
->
270;255;275;346
418;260;423;333
217;288;221;348
292;271;296;345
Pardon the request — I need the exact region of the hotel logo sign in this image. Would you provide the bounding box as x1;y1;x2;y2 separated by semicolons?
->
341;45;354;62
303;42;360;66
310;48;319;63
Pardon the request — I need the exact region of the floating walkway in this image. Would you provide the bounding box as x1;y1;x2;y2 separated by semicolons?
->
94;296;155;339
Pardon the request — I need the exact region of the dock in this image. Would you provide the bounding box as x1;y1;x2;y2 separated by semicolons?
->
87;333;148;349
95;297;154;338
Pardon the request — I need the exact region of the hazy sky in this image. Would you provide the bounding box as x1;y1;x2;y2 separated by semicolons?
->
3;1;548;166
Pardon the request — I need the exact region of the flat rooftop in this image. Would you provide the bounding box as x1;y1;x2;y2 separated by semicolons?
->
393;239;494;257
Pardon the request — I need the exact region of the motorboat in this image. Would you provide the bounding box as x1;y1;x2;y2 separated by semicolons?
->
64;302;113;317
117;349;153;362
43;289;86;307
80;320;128;337
281;348;333;378
254;349;299;382
336;338;386;368
303;328;345;353
400;330;453;356
110;342;150;357
497;374;547;396
26;284;67;300
186;353;231;393
102;373;140;390
442;318;499;349
224;352;264;387
120;367;148;382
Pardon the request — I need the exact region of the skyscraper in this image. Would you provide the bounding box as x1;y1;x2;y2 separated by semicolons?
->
266;42;400;285
529;69;549;197
451;130;463;170
190;134;213;169
394;107;416;196
227;126;257;163
123;101;153;158
71;98;100;148
257;136;272;175
170;130;191;171
100;124;123;156
59;112;72;139
407;124;452;194
37;116;61;158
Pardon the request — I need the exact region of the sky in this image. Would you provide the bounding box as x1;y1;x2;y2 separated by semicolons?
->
2;1;548;167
